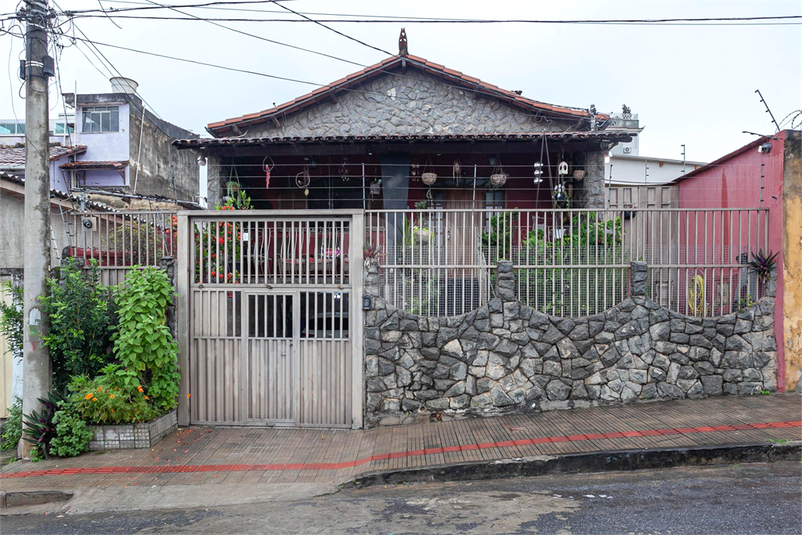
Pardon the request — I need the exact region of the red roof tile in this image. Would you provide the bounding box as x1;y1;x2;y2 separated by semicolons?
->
207;55;604;136
0;145;87;168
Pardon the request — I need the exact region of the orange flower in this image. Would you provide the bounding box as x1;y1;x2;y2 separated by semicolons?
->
98;386;103;391
187;393;191;398
109;395;115;399
111;409;114;413
85;393;93;400
144;396;149;400
137;386;144;393
92;398;98;402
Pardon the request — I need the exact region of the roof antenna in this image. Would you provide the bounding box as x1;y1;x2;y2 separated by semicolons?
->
755;89;781;133
399;28;408;56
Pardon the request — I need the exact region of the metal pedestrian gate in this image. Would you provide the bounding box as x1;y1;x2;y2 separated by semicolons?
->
177;211;364;429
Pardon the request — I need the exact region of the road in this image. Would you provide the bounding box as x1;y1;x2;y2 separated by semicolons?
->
2;461;800;534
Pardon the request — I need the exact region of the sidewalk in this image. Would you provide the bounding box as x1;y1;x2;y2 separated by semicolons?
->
1;394;800;510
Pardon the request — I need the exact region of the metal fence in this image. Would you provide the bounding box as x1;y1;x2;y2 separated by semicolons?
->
366;208;770;318
67;211;177;285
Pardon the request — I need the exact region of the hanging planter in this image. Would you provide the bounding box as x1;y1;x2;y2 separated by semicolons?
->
573;169;586;180
490;172;507;188
490;157;507;188
421;157;437;186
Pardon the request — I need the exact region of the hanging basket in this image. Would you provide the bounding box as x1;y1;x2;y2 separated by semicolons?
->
573;169;586;180
490;173;508;188
421;172;437;186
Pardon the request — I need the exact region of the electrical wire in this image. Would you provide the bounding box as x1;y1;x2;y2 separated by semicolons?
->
270;1;392;55
134;0;366;67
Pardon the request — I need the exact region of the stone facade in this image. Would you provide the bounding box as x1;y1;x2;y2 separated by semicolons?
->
363;261;777;426
88;410;177;451
249;70;573;138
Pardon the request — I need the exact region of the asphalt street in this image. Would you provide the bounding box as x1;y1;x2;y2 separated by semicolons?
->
2;461;800;534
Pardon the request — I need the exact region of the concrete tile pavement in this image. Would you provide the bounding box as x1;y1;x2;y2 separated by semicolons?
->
1;394;800;495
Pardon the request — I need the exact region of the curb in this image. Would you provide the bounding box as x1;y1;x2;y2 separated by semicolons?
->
0;490;73;509
345;443;802;488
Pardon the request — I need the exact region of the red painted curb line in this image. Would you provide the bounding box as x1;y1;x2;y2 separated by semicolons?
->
2;420;799;480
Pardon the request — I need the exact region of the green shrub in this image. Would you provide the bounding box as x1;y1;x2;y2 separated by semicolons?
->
1;396;22;451
41;258;115;392
0;281;23;362
112;267;180;412
50;404;95;458
68;364;156;424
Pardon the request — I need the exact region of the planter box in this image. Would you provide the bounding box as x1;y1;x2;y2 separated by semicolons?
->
88;410;177;451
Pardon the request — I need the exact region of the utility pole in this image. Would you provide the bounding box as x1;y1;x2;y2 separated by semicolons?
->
20;0;52;459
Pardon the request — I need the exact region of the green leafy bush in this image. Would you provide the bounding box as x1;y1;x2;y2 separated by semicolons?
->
41;258;115;392
68;364;156;424
50;404;95;457
0;281;23;362
1;396;22;451
112;267;180;412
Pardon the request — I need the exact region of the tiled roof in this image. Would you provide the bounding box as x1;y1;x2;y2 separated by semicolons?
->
175;131;633;150
207;55;606;136
59;161;128;170
0;170;114;211
0;145;87;168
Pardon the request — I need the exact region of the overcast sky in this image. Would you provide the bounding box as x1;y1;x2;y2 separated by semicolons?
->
1;0;800;162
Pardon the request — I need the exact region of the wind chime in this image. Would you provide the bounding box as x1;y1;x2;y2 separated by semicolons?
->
296;164;311;197
421;157;437;208
339;158;350;182
553;150;570;209
262;156;274;190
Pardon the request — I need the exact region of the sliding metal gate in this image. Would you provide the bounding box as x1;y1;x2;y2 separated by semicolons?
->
179;211;364;428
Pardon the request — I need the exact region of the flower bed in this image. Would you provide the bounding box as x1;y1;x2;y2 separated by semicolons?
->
88;410;176;451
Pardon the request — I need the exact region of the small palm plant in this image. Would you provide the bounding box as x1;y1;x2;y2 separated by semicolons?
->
363;242;382;268
747;249;779;282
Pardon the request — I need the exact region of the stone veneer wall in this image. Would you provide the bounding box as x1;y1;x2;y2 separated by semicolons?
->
363;261;777;426
248;70;573;138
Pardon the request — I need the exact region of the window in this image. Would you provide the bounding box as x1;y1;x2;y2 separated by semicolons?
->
53;122;74;135
81;106;119;133
0;122;25;135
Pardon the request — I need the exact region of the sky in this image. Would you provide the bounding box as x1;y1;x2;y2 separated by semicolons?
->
1;0;800;163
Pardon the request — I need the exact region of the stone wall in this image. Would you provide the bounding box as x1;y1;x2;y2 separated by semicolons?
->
363;261;778;426
249;70;574;138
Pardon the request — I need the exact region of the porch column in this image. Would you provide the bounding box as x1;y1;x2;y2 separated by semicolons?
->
585;151;606;208
205;154;223;208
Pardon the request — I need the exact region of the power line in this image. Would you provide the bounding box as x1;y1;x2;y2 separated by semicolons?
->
270;1;392;56
134;0;367;67
64;15;802;26
64;34;321;85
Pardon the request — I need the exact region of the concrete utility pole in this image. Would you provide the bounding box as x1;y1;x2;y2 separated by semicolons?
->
20;0;52;459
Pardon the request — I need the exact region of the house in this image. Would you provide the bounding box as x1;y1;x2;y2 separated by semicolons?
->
0;113;75;145
168;33;640;428
61;76;200;206
669;129;802;393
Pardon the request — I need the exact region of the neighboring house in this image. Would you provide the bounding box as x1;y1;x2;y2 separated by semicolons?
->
0;143;87;192
0;170;115;415
0;113;75;145
1;78;201;207
61;77;200;204
669;129;802;393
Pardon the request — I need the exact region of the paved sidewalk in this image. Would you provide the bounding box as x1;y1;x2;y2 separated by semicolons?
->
2;394;800;494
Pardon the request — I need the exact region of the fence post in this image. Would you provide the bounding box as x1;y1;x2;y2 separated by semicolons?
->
630;261;648;298
496;261;516;302
176;214;190;427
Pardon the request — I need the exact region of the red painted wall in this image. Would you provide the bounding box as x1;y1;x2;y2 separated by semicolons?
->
675;132;787;391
